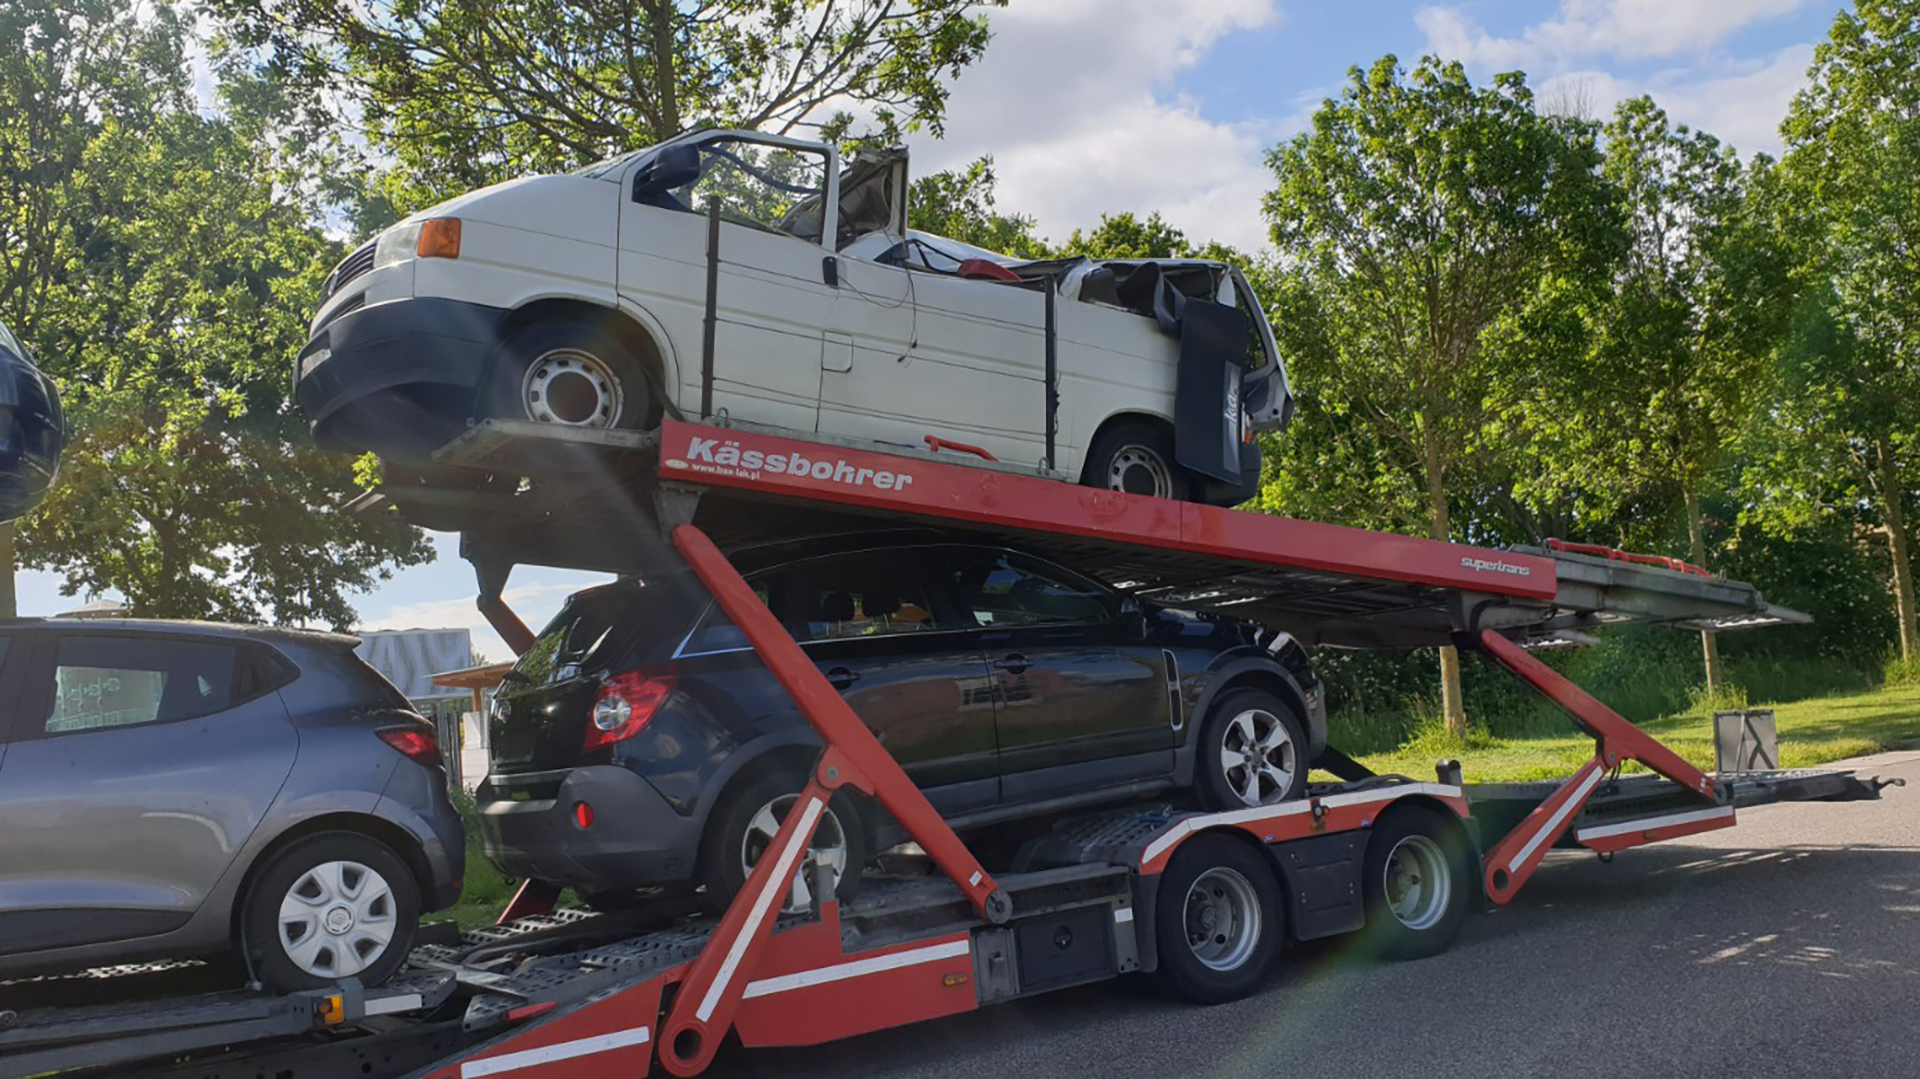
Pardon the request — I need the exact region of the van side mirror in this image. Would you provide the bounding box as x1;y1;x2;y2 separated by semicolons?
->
633;145;701;201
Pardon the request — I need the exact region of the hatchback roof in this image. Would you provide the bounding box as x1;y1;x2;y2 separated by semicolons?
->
0;617;360;647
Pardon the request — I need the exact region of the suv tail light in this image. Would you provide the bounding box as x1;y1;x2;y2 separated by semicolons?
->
585;665;677;751
377;724;443;767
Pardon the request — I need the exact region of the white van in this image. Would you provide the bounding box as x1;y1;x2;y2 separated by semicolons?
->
295;129;1292;505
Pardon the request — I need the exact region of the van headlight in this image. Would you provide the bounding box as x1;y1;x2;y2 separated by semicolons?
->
374;222;424;269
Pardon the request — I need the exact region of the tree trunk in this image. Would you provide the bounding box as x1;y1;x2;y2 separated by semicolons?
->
645;0;681;138
1423;432;1467;735
0;523;15;620
1683;487;1723;695
1879;443;1918;663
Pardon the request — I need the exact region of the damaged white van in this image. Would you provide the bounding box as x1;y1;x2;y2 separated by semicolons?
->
295;129;1292;505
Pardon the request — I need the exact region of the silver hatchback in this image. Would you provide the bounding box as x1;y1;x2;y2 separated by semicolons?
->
0;620;464;991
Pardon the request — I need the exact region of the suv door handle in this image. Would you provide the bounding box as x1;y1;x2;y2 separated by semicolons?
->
826;666;861;690
992;653;1031;675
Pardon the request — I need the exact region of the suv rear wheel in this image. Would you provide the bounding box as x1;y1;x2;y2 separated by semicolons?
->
241;832;420;993
700;767;866;915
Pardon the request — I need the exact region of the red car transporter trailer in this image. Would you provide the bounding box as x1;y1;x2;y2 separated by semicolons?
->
0;419;1896;1079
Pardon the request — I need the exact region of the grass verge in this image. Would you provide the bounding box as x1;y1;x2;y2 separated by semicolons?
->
1346;680;1920;784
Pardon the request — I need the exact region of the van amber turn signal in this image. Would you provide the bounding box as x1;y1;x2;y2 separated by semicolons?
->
416;217;462;259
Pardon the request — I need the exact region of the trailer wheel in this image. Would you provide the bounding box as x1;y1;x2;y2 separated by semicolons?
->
1195;688;1308;810
700;768;866;916
487;321;650;431
240;832;420;993
1149;835;1282;1004
1360;807;1470;960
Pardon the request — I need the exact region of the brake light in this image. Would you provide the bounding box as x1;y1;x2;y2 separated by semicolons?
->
584;666;677;751
377;725;443;767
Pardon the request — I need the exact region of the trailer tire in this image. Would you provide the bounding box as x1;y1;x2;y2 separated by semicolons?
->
486;320;651;432
241;832;420;993
1195;688;1308;810
700;767;866;916
1148;835;1282;1004
1360;807;1471;961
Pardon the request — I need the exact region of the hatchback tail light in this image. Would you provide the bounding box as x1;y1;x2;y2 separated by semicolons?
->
377;724;443;767
584;665;677;751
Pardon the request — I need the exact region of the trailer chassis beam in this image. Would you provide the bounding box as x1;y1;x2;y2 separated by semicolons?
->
1468;628;1731;904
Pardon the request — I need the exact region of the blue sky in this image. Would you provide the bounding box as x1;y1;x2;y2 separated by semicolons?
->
16;0;1854;660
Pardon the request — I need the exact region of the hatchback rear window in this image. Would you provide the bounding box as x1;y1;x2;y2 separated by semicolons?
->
44;635;239;733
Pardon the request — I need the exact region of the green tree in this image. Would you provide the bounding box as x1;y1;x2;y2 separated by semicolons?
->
0;0;431;625
215;0;1005;206
906;156;1050;257
1262;56;1624;733
1767;0;1920;663
1060;211;1192;259
1525;97;1786;694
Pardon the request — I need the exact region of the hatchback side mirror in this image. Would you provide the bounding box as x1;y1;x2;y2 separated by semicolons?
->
634;145;701;201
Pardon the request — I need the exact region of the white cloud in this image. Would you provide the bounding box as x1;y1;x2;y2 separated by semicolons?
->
1417;0;1809;66
1418;2;1822;155
912;0;1284;251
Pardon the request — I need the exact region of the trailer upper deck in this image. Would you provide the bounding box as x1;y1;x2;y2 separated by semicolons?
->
366;418;1805;650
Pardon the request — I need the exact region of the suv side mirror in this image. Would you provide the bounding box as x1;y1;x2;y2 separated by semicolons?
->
1118;596;1151;642
633;145;701;201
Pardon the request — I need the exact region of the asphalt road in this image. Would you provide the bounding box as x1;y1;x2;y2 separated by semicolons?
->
714;749;1920;1079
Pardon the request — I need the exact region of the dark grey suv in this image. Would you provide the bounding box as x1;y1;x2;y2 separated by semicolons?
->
0;620;464;991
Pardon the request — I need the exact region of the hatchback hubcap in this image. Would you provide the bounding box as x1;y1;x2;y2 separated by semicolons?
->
522;348;623;427
1106;444;1173;498
278;860;396;978
741;794;850;914
1219;708;1297;806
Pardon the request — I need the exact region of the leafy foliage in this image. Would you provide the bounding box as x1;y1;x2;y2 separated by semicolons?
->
213;0;1005;208
0;0;431;624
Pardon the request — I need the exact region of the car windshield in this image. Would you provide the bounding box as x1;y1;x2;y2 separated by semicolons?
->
573;147;648;179
0;319;24;358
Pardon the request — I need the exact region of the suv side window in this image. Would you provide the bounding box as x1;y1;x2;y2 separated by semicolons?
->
43;635;240;734
782;552;944;643
680;578;774;655
948;550;1115;628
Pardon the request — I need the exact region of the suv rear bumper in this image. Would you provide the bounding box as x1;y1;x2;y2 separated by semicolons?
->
294;296;508;461
478;766;701;893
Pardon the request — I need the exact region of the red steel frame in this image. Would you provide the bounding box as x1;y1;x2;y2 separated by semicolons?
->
438;421;1747;1076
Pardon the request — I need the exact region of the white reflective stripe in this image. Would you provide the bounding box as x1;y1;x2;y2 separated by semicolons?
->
460;1027;650;1078
741;939;969;999
1508;766;1605;873
1576;806;1734;842
1113;907;1134;924
696;797;825;1023
364;993;424;1016
1139;782;1467;867
968;870;982;887
1317;782;1464;809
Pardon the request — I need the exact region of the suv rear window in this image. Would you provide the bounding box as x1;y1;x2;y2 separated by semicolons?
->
515;581;643;684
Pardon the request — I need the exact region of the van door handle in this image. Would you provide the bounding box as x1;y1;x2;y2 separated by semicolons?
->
826;666;860;690
992;653;1031;675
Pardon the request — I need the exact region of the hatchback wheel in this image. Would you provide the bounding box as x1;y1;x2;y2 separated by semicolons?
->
700;767;866;915
1196;688;1308;810
242;832;420;993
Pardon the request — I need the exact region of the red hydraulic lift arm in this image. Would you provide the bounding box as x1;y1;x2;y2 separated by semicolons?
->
656;524;1008;1076
1469;628;1730;904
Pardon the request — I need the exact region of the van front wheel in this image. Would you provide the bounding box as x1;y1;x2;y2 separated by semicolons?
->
487;321;650;432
